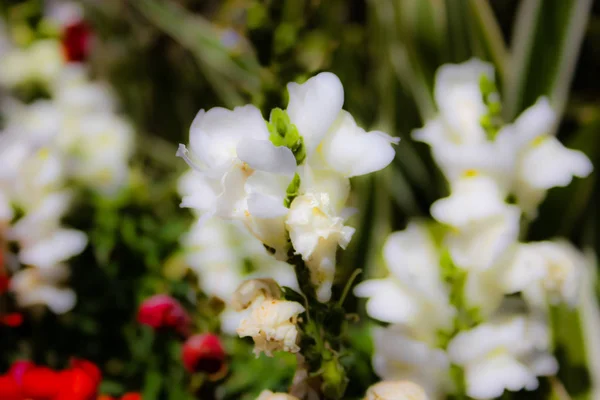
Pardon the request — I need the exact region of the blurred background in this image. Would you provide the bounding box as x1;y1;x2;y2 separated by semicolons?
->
0;0;599;399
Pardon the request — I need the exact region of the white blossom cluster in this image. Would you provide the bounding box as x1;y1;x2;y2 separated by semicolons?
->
355;59;593;399
0;22;134;314
178;71;398;356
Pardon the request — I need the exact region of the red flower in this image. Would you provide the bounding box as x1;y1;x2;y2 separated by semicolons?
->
137;294;191;336
21;366;62;399
181;333;226;377
0;374;21;400
62;21;92;62
54;359;102;400
1;313;23;327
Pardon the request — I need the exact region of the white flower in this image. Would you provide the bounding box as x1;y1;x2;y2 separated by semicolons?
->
316;110;399;177
433;59;494;145
236;294;305;357
447;315;558;399
286;72;345;154
364;381;429;400
256;391;300;400
178;105;296;257
286;189;355;302
287;73;398;176
354;223;455;340
10;266;76;314
372;326;451;399
502;240;584;308
431;174;520;271
510;98;592;214
180;105;296;180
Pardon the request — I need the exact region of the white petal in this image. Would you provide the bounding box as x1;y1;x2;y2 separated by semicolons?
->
501;244;548;294
431;175;507;228
286;72;344;154
512;97;556;145
237;138;296;177
247;193;289;218
383;223;445;300
446;205;521;271
518;136;593;190
464;355;538;399
318;111;398;177
353;279;420;324
189;105;269;169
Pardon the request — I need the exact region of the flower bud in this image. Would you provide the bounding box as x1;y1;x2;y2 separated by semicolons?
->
364;381;429;400
62;21;92;62
137;294;191;335
232;278;282;311
181;333;226;377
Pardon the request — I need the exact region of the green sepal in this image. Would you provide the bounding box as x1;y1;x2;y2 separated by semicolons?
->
284;173;301;208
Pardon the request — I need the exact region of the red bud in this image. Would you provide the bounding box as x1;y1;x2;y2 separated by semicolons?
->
62;21;92;62
1;313;23;327
137;294;191;335
181;334;226;377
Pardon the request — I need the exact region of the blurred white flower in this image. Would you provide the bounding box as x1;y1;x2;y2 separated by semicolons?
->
372;325;451;399
512;99;593;214
364;380;429;400
447;315;558;399
502;240;584;308
0;39;64;88
10;266;76;314
354;223;455;341
431;174;520;271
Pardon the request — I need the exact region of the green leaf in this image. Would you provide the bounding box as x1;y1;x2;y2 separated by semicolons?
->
503;0;593;122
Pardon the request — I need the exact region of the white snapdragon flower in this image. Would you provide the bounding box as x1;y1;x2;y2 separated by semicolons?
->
256;391;300;400
286;176;355;302
511;98;593;214
10;266;76;314
431;174;520;271
412;59;513;188
235;279;305;356
372;326;451;399
287;73;398;177
178;105;296;258
364;381;429;400
354;223;455;341
502;240;584;308
447;315;558;399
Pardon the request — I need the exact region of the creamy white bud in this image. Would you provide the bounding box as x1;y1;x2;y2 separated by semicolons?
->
364;381;429;400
